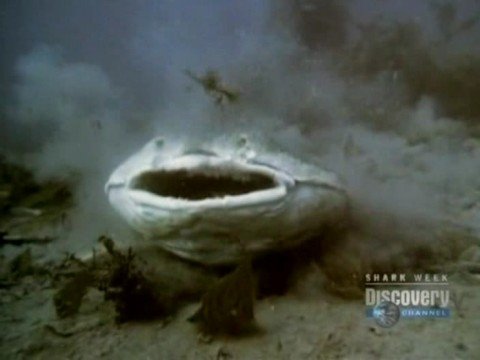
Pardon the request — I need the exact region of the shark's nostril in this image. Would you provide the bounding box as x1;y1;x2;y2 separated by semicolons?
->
131;168;276;200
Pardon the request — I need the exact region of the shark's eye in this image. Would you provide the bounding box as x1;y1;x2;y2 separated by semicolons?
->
131;168;276;200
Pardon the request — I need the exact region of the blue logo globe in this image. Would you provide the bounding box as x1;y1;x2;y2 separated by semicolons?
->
373;301;400;328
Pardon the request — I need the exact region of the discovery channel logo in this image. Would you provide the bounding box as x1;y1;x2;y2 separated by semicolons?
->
364;273;451;327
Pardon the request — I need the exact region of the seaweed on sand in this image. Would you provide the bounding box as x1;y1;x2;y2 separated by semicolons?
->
53;236;168;322
96;236;169;323
52;235;218;323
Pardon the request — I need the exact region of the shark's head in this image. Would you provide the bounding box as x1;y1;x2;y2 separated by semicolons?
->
105;136;347;265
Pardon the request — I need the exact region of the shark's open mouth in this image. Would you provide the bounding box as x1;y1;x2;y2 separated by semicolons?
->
131;168;277;200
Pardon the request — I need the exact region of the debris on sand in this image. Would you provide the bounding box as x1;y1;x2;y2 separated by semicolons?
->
0;232;54;246
0;156;71;211
9;248;36;279
0;156;73;235
51;235;218;324
54;235;172;322
189;258;257;336
96;236;169;323
53;270;94;318
0;156;39;214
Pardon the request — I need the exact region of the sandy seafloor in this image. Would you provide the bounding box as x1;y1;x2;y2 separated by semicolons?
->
1;279;479;359
0;238;479;360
